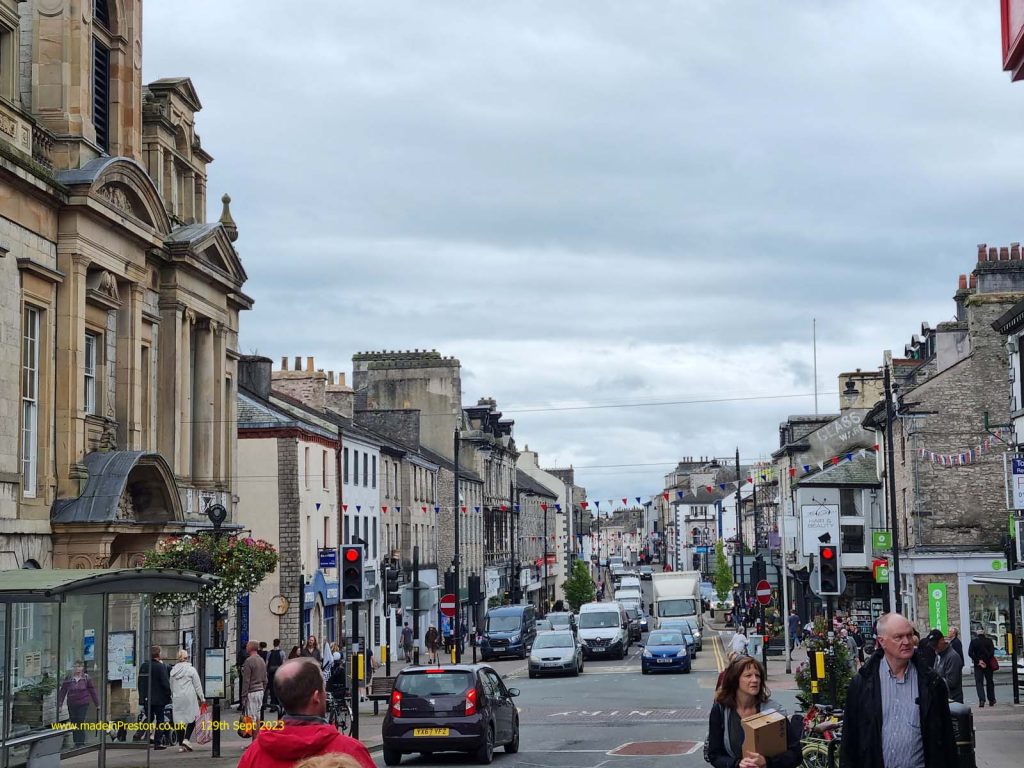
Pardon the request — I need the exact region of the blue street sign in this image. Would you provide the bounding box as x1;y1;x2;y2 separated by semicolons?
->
695;546;709;554
319;548;337;569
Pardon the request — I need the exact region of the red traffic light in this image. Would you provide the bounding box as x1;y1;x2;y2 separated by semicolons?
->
821;546;836;560
344;547;360;562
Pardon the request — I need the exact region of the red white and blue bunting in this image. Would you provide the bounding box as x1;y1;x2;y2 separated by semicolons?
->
916;429;1006;468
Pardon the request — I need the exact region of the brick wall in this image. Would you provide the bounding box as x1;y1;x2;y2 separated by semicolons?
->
277;437;302;645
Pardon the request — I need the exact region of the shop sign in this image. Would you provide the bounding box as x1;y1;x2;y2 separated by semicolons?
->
801;503;840;555
872;559;889;584
991;560;1006;571
1007;456;1024;509
928;582;948;634
871;531;892;550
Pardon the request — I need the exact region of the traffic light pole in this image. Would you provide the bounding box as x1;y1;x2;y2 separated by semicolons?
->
350;602;359;739
884;361;903;613
453;428;462;664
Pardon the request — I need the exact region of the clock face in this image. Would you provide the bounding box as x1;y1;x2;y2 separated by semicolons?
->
269;596;290;616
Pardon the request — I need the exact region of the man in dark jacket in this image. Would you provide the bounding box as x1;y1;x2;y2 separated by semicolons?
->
840;614;957;768
947;626;964;663
138;645;172;749
967;628;997;707
925;629;963;703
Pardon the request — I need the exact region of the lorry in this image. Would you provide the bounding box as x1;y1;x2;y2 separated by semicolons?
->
650;571;702;628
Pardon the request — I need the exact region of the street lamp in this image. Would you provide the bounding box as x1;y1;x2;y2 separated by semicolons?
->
204;503;227;758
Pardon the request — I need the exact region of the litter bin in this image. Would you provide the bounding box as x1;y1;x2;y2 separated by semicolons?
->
948;701;976;768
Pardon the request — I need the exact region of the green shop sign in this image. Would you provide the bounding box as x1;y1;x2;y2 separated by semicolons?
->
872;531;893;550
874;565;889;584
928;582;948;634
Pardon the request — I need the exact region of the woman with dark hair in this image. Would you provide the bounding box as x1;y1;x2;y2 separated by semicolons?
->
706;657;801;768
288;645;300;660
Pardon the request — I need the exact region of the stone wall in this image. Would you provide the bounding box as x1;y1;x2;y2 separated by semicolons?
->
276;437;302;645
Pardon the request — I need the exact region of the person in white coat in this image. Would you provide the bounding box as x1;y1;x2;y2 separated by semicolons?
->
729;628;749;657
169;650;205;752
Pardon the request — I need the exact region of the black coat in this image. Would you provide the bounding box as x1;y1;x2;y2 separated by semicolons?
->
839;650;957;768
138;659;172;708
705;701;802;768
950;637;964;663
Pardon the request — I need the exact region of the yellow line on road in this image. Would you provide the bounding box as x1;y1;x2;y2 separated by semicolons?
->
713;630;726;672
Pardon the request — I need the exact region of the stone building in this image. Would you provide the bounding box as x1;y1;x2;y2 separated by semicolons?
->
515;470;559;610
863;249;1024;650
1;1;248;585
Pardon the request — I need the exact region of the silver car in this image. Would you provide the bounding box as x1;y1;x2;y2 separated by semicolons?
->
528;630;584;678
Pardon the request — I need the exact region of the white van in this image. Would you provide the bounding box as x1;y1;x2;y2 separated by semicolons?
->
619;575;642;592
577;601;630;660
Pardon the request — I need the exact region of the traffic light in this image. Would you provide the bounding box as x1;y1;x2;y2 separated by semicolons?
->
341;544;365;602
385;566;401;606
818;544;840;595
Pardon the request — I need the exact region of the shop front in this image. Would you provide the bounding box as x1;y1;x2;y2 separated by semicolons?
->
0;568;215;768
899;551;1011;655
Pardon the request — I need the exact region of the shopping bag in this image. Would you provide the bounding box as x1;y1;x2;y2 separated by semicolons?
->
239;714;255;739
194;705;212;746
990;656;1000;671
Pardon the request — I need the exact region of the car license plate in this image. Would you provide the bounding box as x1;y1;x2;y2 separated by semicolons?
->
658;658;672;664
413;728;450;737
543;661;560;667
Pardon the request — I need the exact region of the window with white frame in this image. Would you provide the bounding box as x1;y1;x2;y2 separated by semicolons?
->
22;307;40;498
84;332;98;415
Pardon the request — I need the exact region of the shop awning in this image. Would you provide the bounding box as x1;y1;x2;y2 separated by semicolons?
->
971;568;1024;589
0;568;217;603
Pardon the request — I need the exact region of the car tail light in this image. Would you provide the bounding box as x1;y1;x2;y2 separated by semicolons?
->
465;687;478;716
390;689;402;717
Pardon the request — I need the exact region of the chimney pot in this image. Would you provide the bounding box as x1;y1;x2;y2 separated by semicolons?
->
978;244;987;262
990;247;999;261
969;273;977;289
281;356;288;371
339;372;346;387
1013;243;1022;260
306;356;314;372
328;371;335;385
1001;246;1010;261
958;274;967;290
294;356;301;371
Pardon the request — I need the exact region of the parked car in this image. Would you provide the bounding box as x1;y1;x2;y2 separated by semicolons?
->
639;565;654;580
382;664;521;765
480;605;537;661
619;575;642;593
528;631;584;678
679;616;703;651
546;612;577;634
577;601;630;660
640;630;691;674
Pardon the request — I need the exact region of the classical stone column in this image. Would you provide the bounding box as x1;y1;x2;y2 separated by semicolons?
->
179;308;194;477
55;253;90;499
157;301;183;473
183;168;196;223
192;317;214;484
116;282;145;450
211;321;227;483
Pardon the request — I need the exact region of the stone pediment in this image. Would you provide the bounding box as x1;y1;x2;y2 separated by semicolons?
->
164;222;248;285
58;157;172;235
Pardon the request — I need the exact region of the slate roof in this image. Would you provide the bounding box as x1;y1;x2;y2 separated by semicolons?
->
164;222;220;244
417;445;483;483
238;390;336;440
675;487;729;505
50;451;181;523
515;470;559;500
796;454;879;487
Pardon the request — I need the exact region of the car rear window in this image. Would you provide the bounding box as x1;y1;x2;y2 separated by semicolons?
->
395;670;473;696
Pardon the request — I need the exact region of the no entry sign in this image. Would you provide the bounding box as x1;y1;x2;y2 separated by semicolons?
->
440;593;457;618
755;580;772;605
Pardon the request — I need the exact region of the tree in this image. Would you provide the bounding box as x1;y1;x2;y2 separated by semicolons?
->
563;559;596;611
714;540;733;602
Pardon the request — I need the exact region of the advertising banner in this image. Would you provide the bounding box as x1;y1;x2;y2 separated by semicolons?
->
927;582;948;634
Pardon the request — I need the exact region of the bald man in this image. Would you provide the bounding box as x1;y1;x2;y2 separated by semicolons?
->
238;658;373;768
840;613;956;768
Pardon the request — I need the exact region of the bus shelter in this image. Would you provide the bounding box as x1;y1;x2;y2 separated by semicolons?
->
0;568;217;768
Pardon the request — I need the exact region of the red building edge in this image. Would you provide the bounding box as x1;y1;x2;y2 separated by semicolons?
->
1002;0;1024;80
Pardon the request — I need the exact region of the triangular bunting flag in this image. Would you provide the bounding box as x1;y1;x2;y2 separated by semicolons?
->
381;506;388;513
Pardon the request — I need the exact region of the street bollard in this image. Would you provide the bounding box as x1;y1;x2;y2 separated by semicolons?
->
949;702;976;768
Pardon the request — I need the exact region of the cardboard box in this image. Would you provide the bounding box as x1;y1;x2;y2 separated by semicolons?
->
741;708;788;758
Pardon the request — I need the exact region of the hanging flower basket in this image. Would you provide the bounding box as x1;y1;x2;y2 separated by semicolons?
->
143;533;278;609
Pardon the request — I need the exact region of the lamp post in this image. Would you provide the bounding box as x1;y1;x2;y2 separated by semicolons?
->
204;503;227;758
452;427;462;664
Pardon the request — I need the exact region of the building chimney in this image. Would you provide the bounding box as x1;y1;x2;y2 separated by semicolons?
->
294;356;301;371
306;356;314;372
239;356;273;400
281;356;289;371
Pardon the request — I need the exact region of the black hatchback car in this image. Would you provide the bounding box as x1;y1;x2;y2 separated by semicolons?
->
382;664;521;765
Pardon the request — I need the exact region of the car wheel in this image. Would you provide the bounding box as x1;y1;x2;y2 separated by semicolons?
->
642;667;649;675
505;719;520;753
383;748;403;766
528;671;536;679
684;666;692;674
476;725;495;764
571;662;580;677
617;645;626;660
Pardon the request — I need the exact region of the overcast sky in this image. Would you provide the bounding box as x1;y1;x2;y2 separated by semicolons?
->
145;1;1022;505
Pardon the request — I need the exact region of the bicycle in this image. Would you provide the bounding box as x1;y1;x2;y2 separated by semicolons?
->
326;690;353;736
801;704;843;768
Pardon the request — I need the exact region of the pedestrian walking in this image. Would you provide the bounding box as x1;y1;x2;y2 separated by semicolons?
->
706;656;801;768
169;649;205;751
301;635;324;666
840;613;957;768
266;639;285;713
288;645;300;659
258;641;269;663
947;626;964;663
840;629;858;671
787;610;800;653
968;628;997;707
138;646;172;749
925;629;963;703
424;625;440;664
240;640;268;735
57;660;99;747
729;628;749;657
401;622;414;662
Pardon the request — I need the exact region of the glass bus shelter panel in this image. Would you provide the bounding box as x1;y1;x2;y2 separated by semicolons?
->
105;594;146;746
56;594;104;754
6;602;58;766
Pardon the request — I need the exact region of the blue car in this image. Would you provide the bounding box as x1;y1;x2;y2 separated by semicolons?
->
640;630;691;674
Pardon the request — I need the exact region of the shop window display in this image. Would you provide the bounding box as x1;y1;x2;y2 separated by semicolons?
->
969;584;1010;655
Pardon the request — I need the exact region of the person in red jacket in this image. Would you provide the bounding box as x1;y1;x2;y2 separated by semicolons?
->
238;658;374;768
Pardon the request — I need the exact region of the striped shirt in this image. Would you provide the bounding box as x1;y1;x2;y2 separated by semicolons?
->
878;657;925;768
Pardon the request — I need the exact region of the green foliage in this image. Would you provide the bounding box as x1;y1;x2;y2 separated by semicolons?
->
143;532;278;609
714;540;733;602
563;559;596;611
794;617;855;710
